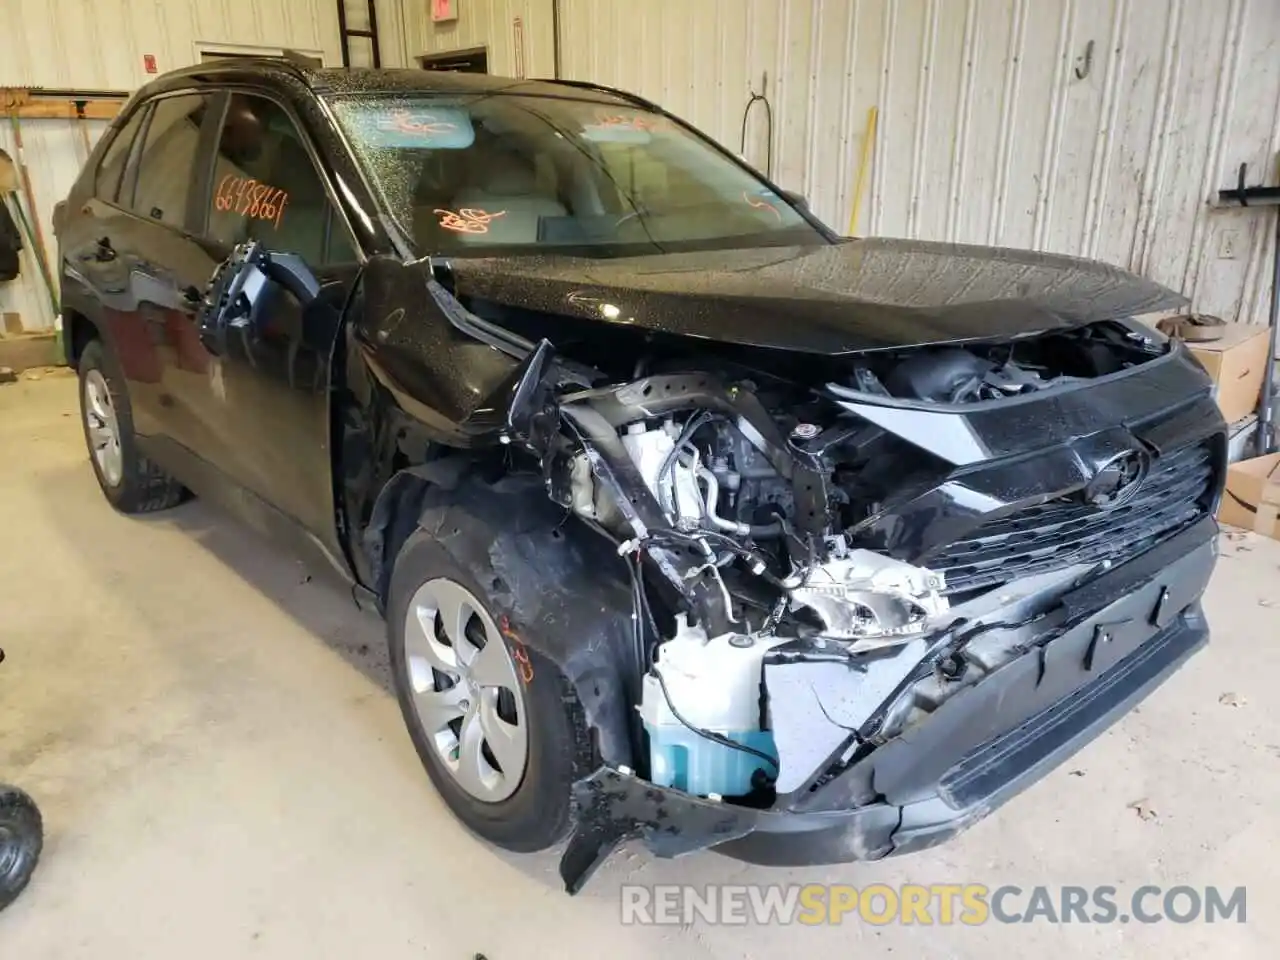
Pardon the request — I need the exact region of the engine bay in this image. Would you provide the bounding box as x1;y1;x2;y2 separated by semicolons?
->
845;320;1167;403
534;318;1176;804
567;410;953;646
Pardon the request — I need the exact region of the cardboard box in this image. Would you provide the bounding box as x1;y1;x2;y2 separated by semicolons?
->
1227;414;1258;463
1218;452;1280;538
1186;325;1270;423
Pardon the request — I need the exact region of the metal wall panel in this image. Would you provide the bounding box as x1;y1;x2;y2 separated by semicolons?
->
419;0;1280;326
1;119;109;332
343;0;416;67
0;0;346;89
416;0;556;76
0;0;413;331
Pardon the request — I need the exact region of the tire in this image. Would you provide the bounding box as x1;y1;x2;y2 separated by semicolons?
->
0;786;43;912
77;338;186;514
387;523;594;853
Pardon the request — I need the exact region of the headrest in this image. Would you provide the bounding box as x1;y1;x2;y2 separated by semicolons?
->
472;151;536;195
222;97;265;164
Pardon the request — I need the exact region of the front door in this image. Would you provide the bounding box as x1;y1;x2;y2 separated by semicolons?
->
173;91;361;569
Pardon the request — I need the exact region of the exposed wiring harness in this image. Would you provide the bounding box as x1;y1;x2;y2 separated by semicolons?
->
652;667;779;773
563;408;788;783
625;550;652;673
656;411;714;517
623;535;779;777
657;411;785;540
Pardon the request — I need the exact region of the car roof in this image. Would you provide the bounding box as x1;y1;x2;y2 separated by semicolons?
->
141;59;650;109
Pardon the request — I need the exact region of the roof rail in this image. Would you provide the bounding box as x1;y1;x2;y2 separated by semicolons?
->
532;78;660;111
279;49;323;69
191;53;311;82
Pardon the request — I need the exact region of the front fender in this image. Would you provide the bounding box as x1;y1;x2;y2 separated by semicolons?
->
410;475;641;773
353;256;524;447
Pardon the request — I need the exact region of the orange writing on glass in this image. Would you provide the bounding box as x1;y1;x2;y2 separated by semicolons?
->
376;108;457;135
214;174;290;229
744;191;781;222
434;207;506;234
594;111;658;132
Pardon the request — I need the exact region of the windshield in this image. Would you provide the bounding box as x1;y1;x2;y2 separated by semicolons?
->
326;93;827;258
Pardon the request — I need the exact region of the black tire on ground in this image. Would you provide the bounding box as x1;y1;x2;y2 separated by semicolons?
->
77;338;186;514
387;525;595;853
0;786;43;912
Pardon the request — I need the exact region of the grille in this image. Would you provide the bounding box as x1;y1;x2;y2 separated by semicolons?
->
929;441;1215;596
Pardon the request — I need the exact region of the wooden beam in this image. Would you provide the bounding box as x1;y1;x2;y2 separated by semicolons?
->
0;88;125;120
4;100;120;120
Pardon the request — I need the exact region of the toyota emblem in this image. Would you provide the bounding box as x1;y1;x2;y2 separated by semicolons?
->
1082;450;1149;509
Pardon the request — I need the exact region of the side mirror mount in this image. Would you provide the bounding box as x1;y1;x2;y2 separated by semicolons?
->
458;339;559;450
781;189;809;210
197;241;320;356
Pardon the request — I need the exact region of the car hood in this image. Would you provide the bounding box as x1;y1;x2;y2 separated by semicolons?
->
440;238;1186;355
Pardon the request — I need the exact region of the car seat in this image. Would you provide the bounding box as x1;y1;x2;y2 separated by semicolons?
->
448;150;566;245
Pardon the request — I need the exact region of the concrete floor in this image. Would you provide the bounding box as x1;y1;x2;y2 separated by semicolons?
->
1;375;1277;958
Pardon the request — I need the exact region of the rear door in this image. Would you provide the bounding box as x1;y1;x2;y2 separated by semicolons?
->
59;101;162;432
63;91;223;455
122;92;226;464
172;90;361;565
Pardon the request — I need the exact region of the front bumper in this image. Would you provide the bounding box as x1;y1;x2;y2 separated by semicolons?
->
558;517;1217;893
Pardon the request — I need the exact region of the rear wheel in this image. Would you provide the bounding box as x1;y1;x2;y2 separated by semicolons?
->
77;338;185;514
0;786;42;911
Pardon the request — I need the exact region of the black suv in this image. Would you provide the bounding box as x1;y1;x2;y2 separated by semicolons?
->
55;60;1225;893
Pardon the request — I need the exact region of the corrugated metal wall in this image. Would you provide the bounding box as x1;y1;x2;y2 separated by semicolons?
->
414;0;557;77
1;118;110;331
0;0;411;331
343;0;416;67
418;0;1280;326
0;0;341;89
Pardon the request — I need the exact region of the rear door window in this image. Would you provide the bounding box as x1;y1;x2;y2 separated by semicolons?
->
130;93;216;229
206;93;355;265
94;106;148;203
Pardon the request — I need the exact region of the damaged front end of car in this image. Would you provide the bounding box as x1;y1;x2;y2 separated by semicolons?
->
194;225;1227;891
470;300;1227;893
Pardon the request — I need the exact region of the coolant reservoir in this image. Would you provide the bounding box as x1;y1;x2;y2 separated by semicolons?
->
639;618;780;797
621;422;702;524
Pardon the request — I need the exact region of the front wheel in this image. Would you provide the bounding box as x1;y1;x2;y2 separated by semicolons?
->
387;528;592;852
0;786;43;911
